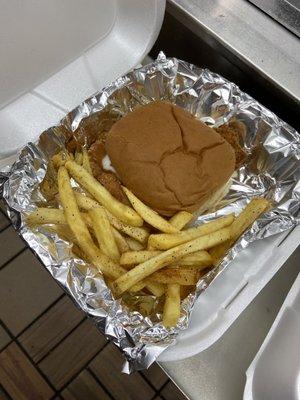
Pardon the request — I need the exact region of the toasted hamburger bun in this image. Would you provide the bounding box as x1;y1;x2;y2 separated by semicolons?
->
105;101;235;216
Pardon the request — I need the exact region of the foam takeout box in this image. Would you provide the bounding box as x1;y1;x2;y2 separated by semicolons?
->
0;0;299;394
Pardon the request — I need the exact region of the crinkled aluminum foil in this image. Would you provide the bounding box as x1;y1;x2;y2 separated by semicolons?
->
0;53;299;372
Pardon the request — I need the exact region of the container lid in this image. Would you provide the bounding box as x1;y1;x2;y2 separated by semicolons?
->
244;272;300;400
0;0;165;163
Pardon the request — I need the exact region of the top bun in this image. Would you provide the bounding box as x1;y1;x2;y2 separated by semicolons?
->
105;101;235;216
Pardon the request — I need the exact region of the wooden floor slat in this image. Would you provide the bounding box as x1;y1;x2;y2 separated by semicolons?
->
0;201;8;215
160;381;187;400
0;343;54;400
0;326;11;352
19;296;84;363
0;386;10;400
0;227;26;268
0;218;179;400
90;344;155;400
62;370;111;400
0;212;9;232
0;250;62;335
39;319;107;389
141;362;169;390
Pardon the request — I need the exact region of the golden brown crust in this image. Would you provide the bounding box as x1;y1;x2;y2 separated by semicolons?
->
215;119;247;168
105;101;236;216
66;112;116;153
88;140;129;205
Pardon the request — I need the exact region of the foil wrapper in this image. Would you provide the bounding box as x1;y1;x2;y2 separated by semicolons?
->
0;53;299;372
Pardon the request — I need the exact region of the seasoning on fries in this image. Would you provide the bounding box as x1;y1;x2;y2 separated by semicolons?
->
57;166;126;280
169;211;193;230
210;198;270;264
75;191;149;243
29;145;269;329
148;214;234;250
89;207;120;262
148;267;201;285
123;186;179;233
26;208;66;225
125;237;145;251
112;228;130;253
65;160;143;227
112;227;231;297
120;250;161;265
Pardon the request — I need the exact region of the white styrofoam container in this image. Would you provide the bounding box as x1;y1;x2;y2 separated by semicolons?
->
158;226;300;361
244;272;300;400
0;0;165;165
1;0;299;368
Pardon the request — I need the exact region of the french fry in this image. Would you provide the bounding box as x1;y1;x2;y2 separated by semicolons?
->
65;161;143;227
171;250;212;267
89;208;120;262
110;219;149;244
74;192;149;243
143;281;165;297
27;208;91;229
75;151;83;165
80;213;161;296
148;214;234;250
230;198;270;239
126;237;145;251
123;186;179;233
82;149;93;175
129;280;165;297
209;240;230;265
169;211;193;230
163;284;180;328
121;249;211;270
129;276;165;297
28;205;149;247
74;191;100;210
112;227;231;296
30;175;158;296
52;151;73;169
210;198;270;264
57;166;126;280
83;211;149;244
26;208;66;225
130;266;197;293
148;267;200;285
112;228;130;253
75;192;149;243
146;209;191;251
120;251;161;266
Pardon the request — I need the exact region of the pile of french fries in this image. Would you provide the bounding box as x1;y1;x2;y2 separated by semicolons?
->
27;150;270;328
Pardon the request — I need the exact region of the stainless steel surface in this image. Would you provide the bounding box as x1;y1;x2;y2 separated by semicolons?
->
150;2;300;398
161;246;300;400
248;0;300;37
166;0;300;105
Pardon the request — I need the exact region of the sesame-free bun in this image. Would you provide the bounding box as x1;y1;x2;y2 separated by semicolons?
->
105;101;235;216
